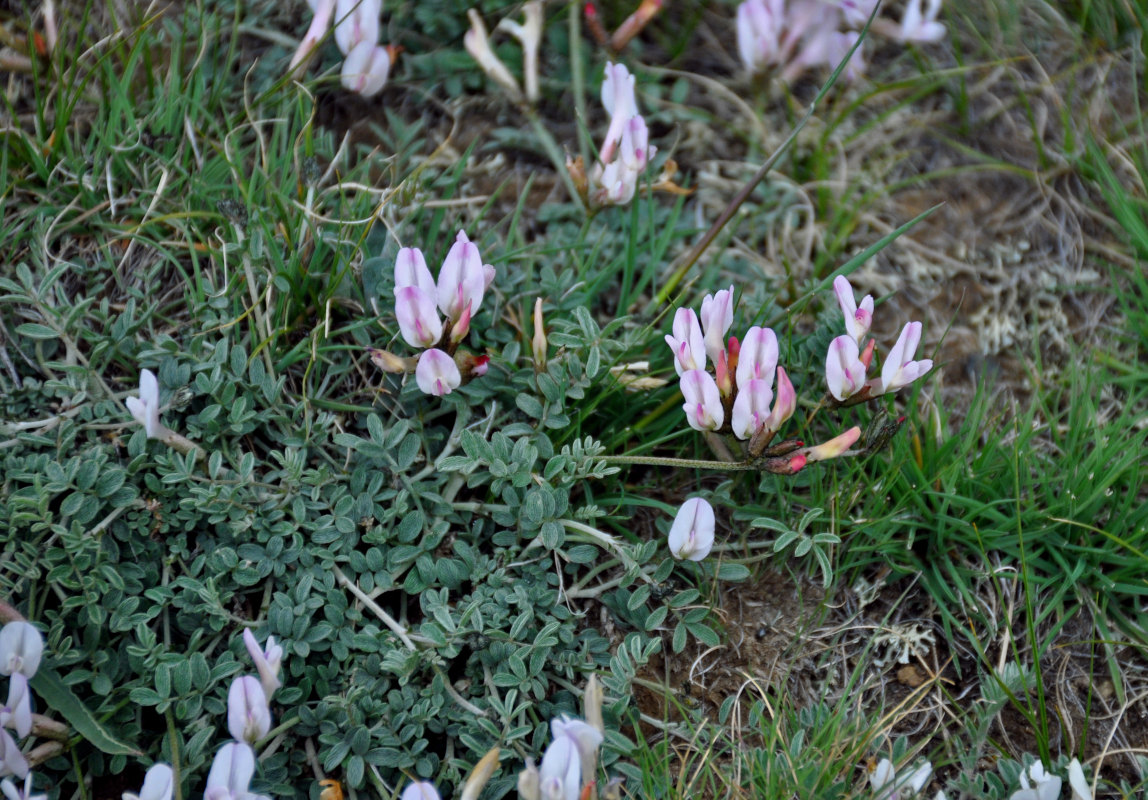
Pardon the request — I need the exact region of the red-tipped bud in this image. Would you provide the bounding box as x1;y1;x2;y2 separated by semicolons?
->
860;338;877;370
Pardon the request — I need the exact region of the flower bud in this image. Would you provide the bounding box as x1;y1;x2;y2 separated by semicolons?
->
532;298;548;370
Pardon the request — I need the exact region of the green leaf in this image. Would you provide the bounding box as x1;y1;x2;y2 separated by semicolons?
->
32;668;143;756
716;563;751;581
15;323;58;339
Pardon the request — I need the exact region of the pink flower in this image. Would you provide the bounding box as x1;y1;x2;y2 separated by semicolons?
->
736;0;783;73
395;286;443;349
763;366;796;431
227;676;271;746
600;62;637;164
680;369;724;432
340;41;390;97
876;322;932;395
619;116;652;172
833;275;873;344
735;326;778;388
825;335;867;401
668;497;715;561
665;308;705;375
731;378;773;440
699;286;735;365
334;0;381;56
289;0;336;74
437;231;488;324
242;629;283;700
416;349;461;396
838;0;878;28
395;247;436;295
898;0;945;42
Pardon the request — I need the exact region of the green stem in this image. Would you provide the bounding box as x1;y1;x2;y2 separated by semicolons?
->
166;708;182;800
602;454;757;470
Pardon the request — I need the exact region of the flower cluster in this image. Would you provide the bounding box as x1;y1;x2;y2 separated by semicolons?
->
736;0;946;82
203;631;283;800
385;231;495;396
825;276;932;406
290;0;392;97
0;622;42;778
666;286;859;471
588;62;655;207
1004;758;1092;800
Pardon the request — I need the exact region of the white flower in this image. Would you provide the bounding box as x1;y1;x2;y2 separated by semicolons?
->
1;774;44;800
340;41;390;97
0;624;41;681
242;630;283;701
415;349;462;396
668;497;715;561
334;0;381;56
123;764;174;800
227;676;272;746
870;758;932;800
898;0;945;42
204;742;271;800
1067;758;1091;800
399;783;440;800
876;322;932;395
125;369;173;440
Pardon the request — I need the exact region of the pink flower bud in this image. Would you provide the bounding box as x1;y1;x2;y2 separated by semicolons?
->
416;349;462;396
763;366;796;432
801;426;861;463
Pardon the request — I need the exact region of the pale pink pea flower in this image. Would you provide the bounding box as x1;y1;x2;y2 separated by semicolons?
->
341;41;390;97
437;231;488;325
334;0;381;56
898;0;946;43
395;286;444;349
665;308;705;376
699;286;735;365
735;326;778;388
764;366;796;432
122;764;174;800
680;369;723;432
736;0;784;73
400;784;440;800
668;497;715;561
227;676;271;746
416;349;461;396
833;275;873;344
242;629;283;700
731;378;773;440
876;322;932;395
825;335;867;401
